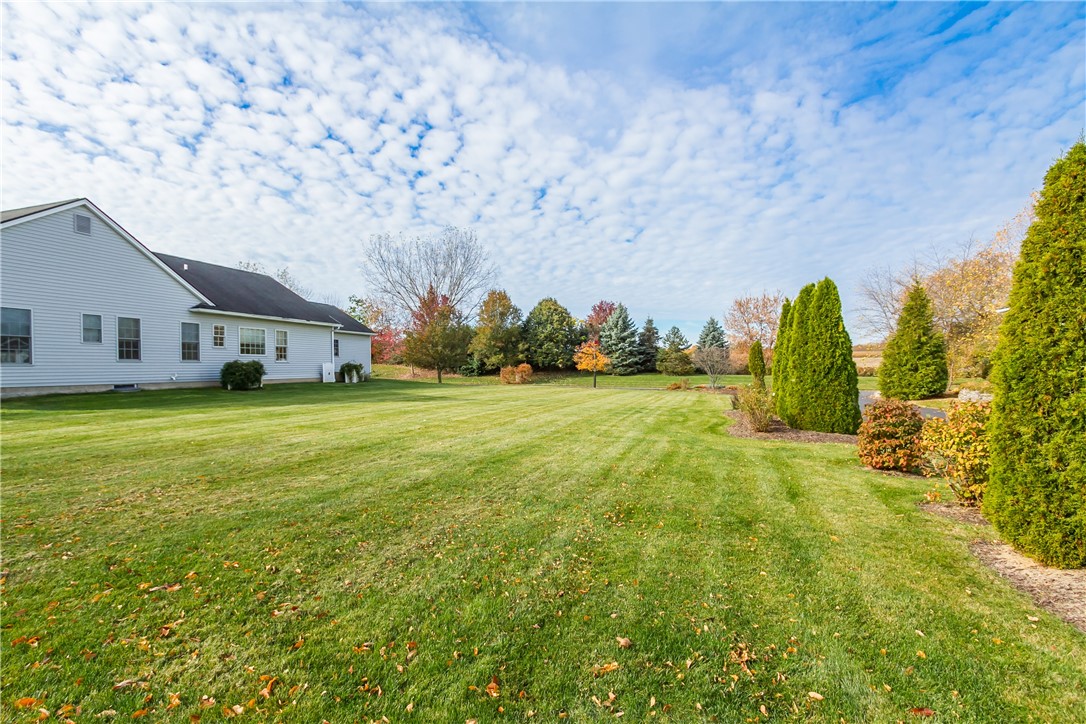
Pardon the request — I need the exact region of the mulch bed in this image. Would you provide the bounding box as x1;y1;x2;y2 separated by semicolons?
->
919;501;989;525
972;541;1086;633
723;410;857;444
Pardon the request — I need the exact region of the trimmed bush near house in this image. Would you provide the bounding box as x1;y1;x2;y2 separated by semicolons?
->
339;362;365;383
220;360;265;391
499;363;534;384
921;401;991;505
857;398;924;472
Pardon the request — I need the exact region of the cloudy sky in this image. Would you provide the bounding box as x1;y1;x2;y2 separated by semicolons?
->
2;2;1083;340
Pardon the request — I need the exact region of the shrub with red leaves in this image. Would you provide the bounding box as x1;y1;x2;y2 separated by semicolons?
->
858;397;925;472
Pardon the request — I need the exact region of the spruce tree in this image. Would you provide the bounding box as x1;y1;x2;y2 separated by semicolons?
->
523;298;578;369
879;283;948;400
749;339;766;389
697;317;728;350
661;326;689;351
599;304;641;375
774;298;793;420
984;141;1086;569
637;318;661;372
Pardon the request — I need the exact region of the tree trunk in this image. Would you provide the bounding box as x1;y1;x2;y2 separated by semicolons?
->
437;368;443;384
593;369;597;388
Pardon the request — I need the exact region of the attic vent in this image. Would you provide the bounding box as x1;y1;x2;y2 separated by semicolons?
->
74;214;91;235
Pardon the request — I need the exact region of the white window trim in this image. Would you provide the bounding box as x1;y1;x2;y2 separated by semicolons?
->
116;315;142;362
1;306;34;365
239;326;266;357
180;321;201;363
275;329;288;362
80;312;103;345
212;323;226;348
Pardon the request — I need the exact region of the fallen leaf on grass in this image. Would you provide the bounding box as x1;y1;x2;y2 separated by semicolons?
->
616;637;632;649
166;693;181;710
808;692;824;701
593;662;620;677
132;709;150;718
147;583;182;593
112;680;149;691
291;638;304;650
15;698;44;709
909;708;935;717
198;697;215;709
486;676;500;698
916;651;927;659
259;677;277;698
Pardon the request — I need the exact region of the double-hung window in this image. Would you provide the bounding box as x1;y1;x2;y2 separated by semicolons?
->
1;307;32;364
239;327;265;356
181;322;200;361
82;314;102;343
275;330;288;361
117;317;141;360
213;324;225;347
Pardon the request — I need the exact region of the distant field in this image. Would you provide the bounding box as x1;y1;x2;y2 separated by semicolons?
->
2;382;1082;721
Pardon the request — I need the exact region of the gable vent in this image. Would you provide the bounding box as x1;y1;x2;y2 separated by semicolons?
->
74;214;92;235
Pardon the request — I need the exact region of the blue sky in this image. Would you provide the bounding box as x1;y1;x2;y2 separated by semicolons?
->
2;2;1083;341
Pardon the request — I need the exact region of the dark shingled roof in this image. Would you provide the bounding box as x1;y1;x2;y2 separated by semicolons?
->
309;303;374;334
156;253;349;326
1;198;84;224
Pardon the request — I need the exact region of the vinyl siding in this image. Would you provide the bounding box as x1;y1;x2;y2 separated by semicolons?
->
0;206;333;390
334;332;372;373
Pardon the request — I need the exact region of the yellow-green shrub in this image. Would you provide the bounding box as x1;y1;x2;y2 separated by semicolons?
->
921;401;991;505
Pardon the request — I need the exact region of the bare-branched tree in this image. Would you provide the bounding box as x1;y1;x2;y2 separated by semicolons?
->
363;227;497;317
691;346;730;389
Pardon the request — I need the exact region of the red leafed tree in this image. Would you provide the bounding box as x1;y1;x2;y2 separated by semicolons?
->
402;286;472;383
347;295;405;363
585;300;617;342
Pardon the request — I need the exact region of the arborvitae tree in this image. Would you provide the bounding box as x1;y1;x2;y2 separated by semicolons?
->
879;283;948;400
661;326;689;351
523;298;578;370
599;304;641;375
792;278;861;434
469;289;524;370
697;317;728;350
637;318;661;372
781;284;815;427
984;141;1086;569
749;339;766;389
773;298;793;420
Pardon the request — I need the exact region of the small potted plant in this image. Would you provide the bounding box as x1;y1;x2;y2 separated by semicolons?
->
340;362;365;384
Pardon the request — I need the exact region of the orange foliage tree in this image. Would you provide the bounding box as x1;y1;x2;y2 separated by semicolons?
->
573;340;610;388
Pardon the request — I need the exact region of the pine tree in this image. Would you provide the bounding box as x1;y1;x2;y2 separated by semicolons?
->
697;317;728;350
879;283;948;400
661;326;689;351
773;298;793;420
984;141;1086;569
637;318;661;372
749;339;766;389
599;304;641;375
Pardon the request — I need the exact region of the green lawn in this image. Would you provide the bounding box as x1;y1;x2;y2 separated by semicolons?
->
2;382;1082;721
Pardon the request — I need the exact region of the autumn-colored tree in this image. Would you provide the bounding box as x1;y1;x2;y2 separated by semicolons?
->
985;141;1085;568
585;300;617;343
574;340;610;388
347;294;405;363
523;298;579;370
469;289;523;370
402;286;472;383
879;283;948;399
724;291;784;352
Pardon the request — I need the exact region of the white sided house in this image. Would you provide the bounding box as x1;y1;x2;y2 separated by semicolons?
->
1;199;373;397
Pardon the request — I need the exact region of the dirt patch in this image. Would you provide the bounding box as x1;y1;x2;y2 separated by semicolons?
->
919;501;989;526
972;541;1086;633
723;410;856;445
